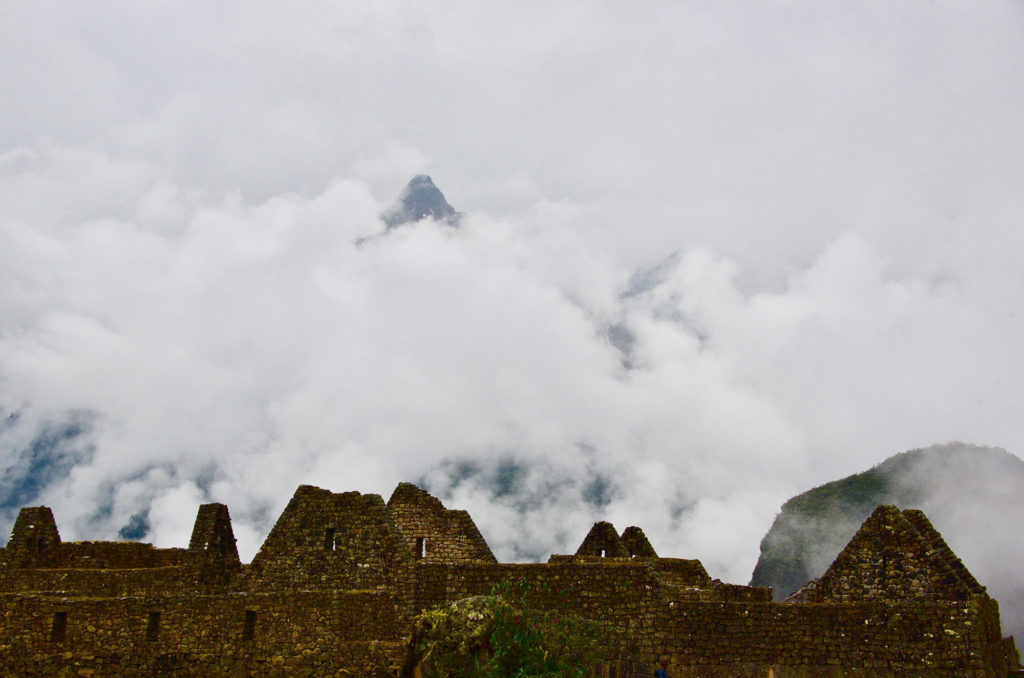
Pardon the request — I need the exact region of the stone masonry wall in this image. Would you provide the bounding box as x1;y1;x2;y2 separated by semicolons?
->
4;507;61;568
642;597;1005;677
0;561;1006;677
902;509;985;594
0;591;406;677
814;506;985;603
407;560;1006;676
0;565;198;597
188;503;241;568
0;542;191;571
620;526;657;558
576;521;631;558
386;482;496;563
0;488;1011;677
55;542;192;568
243;485;411;592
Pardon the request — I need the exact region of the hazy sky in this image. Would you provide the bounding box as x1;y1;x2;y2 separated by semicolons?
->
1;1;1023;584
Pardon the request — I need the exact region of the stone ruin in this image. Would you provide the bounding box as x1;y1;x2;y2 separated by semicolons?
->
0;484;1018;677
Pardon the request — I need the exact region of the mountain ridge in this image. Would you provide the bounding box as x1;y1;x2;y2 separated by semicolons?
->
750;442;1024;637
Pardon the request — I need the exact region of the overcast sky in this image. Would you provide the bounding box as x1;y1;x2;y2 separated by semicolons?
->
1;1;1023;584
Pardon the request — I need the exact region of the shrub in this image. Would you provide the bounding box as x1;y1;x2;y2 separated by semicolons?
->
413;578;601;677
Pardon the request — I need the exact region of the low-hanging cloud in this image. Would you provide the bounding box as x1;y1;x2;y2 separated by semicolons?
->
1;1;1023;589
2;146;1021;585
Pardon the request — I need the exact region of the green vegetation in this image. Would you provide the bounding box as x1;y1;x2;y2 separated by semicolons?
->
749;444;1022;600
413;578;602;678
750;462;899;598
782;466;892;517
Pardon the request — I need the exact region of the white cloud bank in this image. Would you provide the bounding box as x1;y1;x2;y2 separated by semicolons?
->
1;1;1023;586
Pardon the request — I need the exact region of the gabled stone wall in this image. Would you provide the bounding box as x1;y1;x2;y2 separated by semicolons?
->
620;525;657;558
243;485;411;592
812;505;987;603
189;503;240;563
902;508;985;594
576;520;631;558
0;487;1013;677
4;506;61;567
387;482;495;563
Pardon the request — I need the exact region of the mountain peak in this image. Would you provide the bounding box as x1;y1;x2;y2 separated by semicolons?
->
382;175;461;229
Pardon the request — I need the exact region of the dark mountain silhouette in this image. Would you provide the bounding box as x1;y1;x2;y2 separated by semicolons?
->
750;442;1024;637
382;175;461;229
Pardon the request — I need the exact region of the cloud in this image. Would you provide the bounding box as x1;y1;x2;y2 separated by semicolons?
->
0;1;1023;590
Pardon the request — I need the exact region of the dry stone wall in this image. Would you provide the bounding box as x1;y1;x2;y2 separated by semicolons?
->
188;503;241;567
0;487;1013;677
0;565;197;597
404;558;1005;676
620;525;657;558
576;521;631;558
811;505;986;603
643;597;1005;677
4;506;61;567
243;485;411;592
54;542;191;568
387;482;495;563
0;591;406;676
902;508;985;594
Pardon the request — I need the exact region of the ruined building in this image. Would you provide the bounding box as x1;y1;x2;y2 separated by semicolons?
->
0;482;1017;676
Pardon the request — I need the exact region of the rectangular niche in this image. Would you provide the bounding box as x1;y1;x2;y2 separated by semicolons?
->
50;612;68;642
243;610;257;641
146;611;161;641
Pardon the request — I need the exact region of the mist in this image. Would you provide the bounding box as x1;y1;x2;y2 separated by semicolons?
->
2;1;1024;590
752;443;1024;637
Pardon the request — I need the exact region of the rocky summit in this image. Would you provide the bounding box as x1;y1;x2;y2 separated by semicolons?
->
383;174;461;229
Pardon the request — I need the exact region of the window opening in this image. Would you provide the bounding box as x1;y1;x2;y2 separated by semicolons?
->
324;528;336;551
415;537;427;559
50;612;67;642
600;548;606;557
146;612;161;641
243;610;257;641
